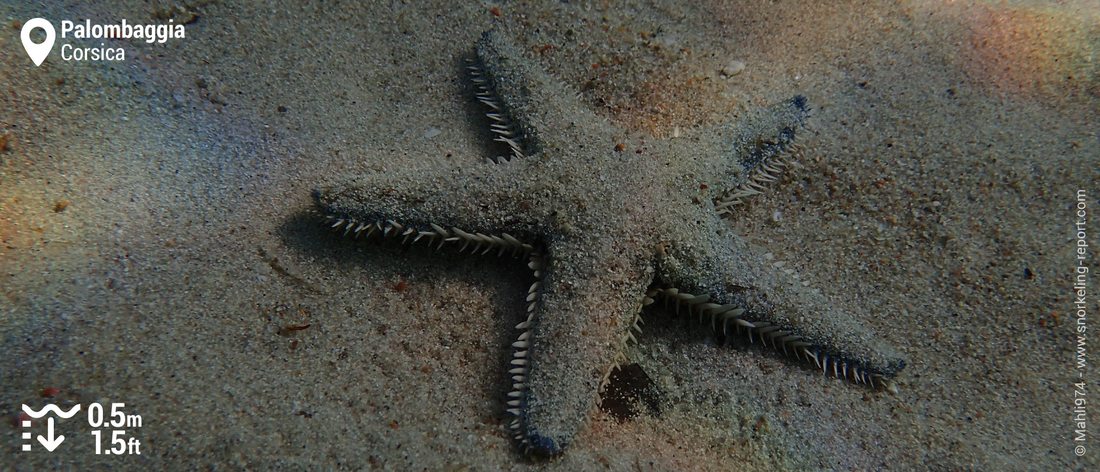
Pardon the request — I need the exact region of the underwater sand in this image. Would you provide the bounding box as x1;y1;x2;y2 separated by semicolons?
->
2;1;1098;470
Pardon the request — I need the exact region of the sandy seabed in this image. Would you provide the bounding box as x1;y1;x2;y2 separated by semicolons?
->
1;1;1098;470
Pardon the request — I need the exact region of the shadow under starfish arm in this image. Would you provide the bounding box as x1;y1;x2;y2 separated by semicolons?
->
654;219;907;391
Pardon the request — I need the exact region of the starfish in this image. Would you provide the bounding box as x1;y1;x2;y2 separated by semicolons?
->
314;29;906;457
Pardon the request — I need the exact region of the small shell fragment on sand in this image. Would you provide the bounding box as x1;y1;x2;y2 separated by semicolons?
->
721;60;746;78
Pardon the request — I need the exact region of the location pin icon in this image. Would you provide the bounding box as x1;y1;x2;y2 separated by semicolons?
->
21;18;56;67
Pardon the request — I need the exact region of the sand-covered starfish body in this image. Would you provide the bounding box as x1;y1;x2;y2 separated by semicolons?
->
314;30;906;457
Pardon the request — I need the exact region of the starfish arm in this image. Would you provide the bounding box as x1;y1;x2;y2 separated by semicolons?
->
508;239;653;456
655;225;906;391
696;96;809;215
314;165;546;245
472;29;607;159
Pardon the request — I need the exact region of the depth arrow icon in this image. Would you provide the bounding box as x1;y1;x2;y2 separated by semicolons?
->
37;417;65;452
